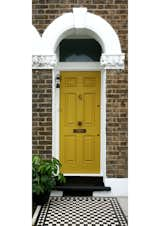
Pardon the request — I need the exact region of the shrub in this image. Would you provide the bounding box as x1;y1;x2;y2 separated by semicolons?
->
32;155;66;196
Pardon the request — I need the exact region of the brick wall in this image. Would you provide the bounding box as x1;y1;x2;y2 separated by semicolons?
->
106;70;128;177
32;0;128;177
32;70;52;160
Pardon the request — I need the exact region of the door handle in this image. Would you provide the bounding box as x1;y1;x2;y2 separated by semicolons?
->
78;121;82;126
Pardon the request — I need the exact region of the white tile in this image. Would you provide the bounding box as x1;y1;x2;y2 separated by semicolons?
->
92;191;111;197
50;190;63;197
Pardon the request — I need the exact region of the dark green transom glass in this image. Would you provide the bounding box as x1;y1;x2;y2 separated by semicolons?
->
59;39;102;62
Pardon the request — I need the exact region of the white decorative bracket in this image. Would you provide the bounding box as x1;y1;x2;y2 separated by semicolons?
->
32;55;57;69
100;53;125;69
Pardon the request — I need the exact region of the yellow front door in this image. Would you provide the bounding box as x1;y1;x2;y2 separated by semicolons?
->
60;71;100;174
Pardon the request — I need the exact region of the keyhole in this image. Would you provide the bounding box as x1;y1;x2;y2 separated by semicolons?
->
78;121;82;126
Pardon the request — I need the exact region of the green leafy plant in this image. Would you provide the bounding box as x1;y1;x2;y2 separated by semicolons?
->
32;155;66;196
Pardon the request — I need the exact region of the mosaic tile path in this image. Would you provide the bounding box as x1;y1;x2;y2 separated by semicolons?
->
36;197;127;226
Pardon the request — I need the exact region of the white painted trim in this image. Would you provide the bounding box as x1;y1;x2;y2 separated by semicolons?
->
32;55;57;69
52;69;59;159
101;69;107;184
57;62;102;71
42;8;122;54
55;70;60;159
52;69;56;158
100;53;125;69
32;205;41;226
32;8;125;69
32;55;125;69
104;178;128;196
52;64;107;181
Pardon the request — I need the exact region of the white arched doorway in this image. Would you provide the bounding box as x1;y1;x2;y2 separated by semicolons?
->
32;8;125;184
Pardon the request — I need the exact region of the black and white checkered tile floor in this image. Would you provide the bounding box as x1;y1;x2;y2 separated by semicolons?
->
36;197;127;226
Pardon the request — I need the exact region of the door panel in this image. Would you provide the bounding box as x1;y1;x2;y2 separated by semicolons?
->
64;135;77;162
64;93;77;126
60;71;100;173
83;135;95;162
83;93;96;126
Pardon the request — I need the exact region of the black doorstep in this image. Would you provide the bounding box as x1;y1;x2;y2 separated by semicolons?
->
55;176;111;196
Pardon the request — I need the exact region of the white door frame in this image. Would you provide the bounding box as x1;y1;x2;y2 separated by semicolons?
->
52;62;107;182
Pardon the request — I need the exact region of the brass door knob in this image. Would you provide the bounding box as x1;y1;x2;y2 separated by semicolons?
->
78;121;82;126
